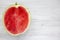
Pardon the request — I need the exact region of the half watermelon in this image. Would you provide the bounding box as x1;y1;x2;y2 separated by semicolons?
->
3;3;30;36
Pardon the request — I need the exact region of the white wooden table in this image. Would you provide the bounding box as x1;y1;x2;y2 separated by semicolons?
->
0;0;60;40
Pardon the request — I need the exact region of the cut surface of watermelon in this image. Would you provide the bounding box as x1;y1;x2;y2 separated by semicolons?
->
4;5;30;35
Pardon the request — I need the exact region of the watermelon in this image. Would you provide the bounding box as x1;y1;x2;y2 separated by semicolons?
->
3;3;30;36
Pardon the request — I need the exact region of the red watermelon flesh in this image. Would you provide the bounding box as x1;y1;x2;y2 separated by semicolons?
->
4;6;29;35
